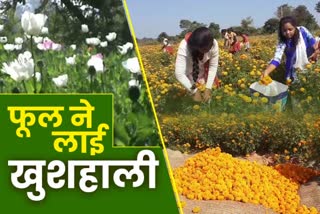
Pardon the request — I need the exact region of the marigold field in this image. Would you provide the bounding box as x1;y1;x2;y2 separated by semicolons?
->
139;35;320;213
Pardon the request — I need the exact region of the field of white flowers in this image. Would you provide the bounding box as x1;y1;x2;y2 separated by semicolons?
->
0;1;159;146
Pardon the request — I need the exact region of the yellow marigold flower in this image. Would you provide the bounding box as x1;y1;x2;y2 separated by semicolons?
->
299;88;305;93
272;103;281;111
286;79;292;85
193;105;200;110
307;96;312;102
187;193;195;200
240;54;247;60
244;97;252;103
260;75;272;85
305;64;312;69
192;206;201;213
180;201;186;208
253;92;260;97
261;97;268;103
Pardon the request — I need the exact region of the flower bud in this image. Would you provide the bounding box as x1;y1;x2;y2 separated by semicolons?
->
128;86;140;102
12;87;20;93
37;60;44;68
88;66;96;76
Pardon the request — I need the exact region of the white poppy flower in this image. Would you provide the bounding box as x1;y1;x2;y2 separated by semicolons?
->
21;11;47;36
0;37;7;43
0;25;4;32
52;74;68;87
33;36;43;43
14;44;23;50
100;41;108;47
40;27;48;34
87;54;104;73
37;43;45;50
117;42;134;55
122;57;141;74
66;55;76;65
106;32;117;41
34;72;41;82
81;24;89;33
70;44;76;50
124;42;133;50
128;79;140;88
1;51;34;82
43;37;51;43
4;44;15;51
117;45;128;55
86;37;100;46
15;37;24;44
51;43;62;51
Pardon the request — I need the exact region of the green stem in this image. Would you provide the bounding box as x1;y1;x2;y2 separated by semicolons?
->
90;74;93;93
39;66;45;93
30;36;37;93
22;80;28;93
101;73;105;93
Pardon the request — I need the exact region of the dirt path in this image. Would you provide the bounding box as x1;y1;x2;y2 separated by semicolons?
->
166;149;320;214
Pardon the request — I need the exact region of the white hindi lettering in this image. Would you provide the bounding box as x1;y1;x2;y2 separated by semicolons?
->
8;160;46;201
113;150;159;188
47;160;66;189
8;150;159;201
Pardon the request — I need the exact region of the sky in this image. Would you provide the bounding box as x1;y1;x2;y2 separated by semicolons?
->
125;0;320;39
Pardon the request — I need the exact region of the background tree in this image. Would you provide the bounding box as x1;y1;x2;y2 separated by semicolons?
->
179;19;192;29
241;16;253;30
157;32;169;42
275;4;294;18
293;5;319;31
262;18;279;34
178;19;205;38
316;1;320;13
208;22;220;39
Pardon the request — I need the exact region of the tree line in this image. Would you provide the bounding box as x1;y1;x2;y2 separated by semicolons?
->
154;4;320;43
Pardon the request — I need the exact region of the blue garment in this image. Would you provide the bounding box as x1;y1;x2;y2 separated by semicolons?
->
270;26;316;81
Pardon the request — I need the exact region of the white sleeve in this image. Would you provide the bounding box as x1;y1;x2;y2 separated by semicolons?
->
175;40;194;92
206;39;219;89
175;53;193;92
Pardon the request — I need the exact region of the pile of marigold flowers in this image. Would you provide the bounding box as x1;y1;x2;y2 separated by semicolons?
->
173;147;319;214
274;163;320;184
